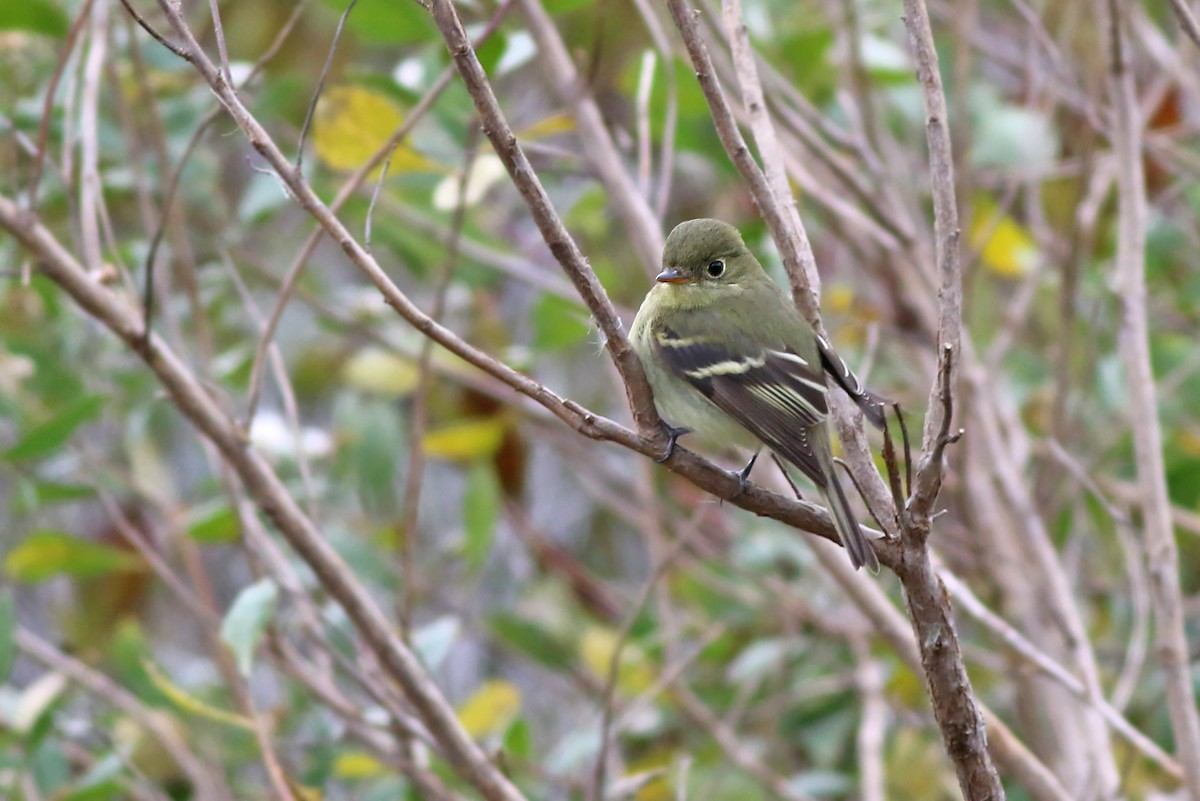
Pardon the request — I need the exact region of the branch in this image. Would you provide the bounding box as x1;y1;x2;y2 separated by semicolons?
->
17;627;233;801
664;0;820;319
0;193;531;801
1166;0;1200;51
890;0;1002;797
719;0;821;307
516;0;664;274
1106;0;1200;794
428;0;660;435
903;0;963;482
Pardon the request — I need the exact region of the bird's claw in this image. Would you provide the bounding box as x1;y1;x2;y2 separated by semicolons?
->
730;450;760;498
656;423;691;463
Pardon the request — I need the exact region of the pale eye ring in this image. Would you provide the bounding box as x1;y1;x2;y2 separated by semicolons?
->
707;259;725;278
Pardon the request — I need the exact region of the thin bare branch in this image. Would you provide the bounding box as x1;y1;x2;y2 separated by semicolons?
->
1105;0;1200;792
1166;0;1200;50
665;0;819;319
17;627;233;801
295;0;357;171
517;0;664;274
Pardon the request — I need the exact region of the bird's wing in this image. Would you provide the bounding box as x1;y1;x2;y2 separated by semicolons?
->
814;334;889;430
652;323;829;483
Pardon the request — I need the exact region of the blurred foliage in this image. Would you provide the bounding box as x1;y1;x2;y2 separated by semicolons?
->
2;0;1199;799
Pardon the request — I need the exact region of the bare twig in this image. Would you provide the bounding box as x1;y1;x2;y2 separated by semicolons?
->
940;569;1182;778
17;627;232;801
398;132;479;631
27;0;98;210
206;0;232;87
118;0;190;61
518;0;664;274
1106;0;1200;793
902;2;962;478
853;639;887;801
720;0;821;308
665;0;819;318
429;0;660;432
79;0;107;273
295;0;357;171
1166;0;1200;50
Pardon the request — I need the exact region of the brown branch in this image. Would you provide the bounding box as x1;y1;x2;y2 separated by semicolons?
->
891;0;1002;797
27;0;98;209
0;188;900;801
664;0;819;319
940;569;1182;777
17;627;233;801
1105;0;1200;793
1166;0;1200;51
429;0;660;438
806;543;1071;801
903;0;963;476
720;0;822;306
517;0;664;274
0;193;531;801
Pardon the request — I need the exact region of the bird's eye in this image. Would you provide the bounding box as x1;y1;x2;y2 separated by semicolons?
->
707;259;725;278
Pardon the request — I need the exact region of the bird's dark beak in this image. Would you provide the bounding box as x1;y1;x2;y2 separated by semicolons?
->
655;267;689;284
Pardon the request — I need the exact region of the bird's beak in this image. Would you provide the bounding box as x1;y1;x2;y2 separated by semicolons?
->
655;267;689;284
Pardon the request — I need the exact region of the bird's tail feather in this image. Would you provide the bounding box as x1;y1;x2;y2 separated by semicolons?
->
821;466;879;573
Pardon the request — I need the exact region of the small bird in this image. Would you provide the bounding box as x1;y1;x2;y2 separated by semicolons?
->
631;219;884;572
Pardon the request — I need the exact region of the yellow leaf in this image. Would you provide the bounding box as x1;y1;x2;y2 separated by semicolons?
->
579;625;655;695
143;659;253;730
457;679;521;738
1178;427;1200;456
969;199;1038;278
342;347;421;398
825;284;855;315
333;751;387;780
627;751;674;801
422;416;507;461
287;782;323;801
516;111;575;140
312;85;439;176
114;713;188;784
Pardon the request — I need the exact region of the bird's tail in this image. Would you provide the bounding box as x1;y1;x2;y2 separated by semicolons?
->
820;459;879;573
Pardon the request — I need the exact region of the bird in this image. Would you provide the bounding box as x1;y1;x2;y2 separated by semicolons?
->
630;218;884;572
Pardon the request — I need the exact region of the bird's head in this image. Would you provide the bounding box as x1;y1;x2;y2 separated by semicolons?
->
655;219;765;293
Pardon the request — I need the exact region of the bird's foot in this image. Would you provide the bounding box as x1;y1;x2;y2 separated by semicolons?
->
656;423;691;463
729;450;761;497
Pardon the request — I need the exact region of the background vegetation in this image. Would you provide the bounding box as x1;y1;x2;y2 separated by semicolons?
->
1;0;1199;799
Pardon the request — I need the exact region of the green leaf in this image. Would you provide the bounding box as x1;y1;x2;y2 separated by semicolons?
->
5;531;142;583
4;395;105;462
60;779;123;801
31;739;71;794
34;482;96;504
463;461;499;570
503;717;532;760
351;400;402;515
220;579;278;676
60;753;124;801
0;0;69;37
319;0;434;45
185;502;241;544
532;294;591;351
0;591;14;682
488;613;574;671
